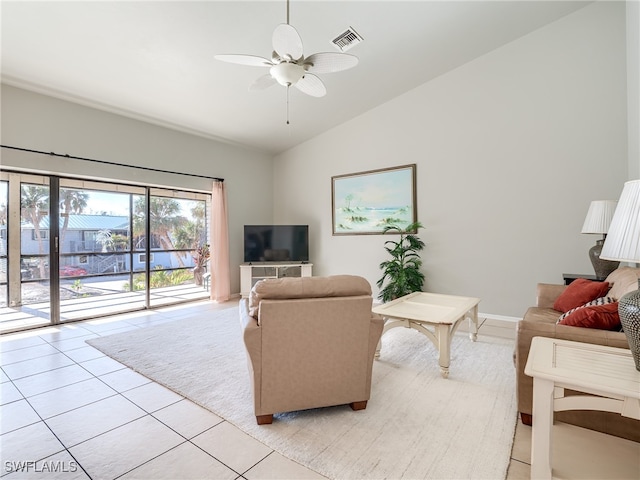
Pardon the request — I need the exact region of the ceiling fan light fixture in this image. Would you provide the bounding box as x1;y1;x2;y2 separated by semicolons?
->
270;62;304;86
215;0;359;124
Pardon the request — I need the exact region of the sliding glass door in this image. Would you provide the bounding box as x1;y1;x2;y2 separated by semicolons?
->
147;189;209;307
56;180;147;321
0;173;211;333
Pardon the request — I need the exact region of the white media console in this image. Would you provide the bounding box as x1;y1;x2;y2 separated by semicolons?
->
240;263;313;298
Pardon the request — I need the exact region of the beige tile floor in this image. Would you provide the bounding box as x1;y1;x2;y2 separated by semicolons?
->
1;301;638;479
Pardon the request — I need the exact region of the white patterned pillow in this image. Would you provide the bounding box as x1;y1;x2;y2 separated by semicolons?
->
557;296;615;323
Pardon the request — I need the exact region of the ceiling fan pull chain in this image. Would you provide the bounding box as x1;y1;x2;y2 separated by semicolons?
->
286;85;290;125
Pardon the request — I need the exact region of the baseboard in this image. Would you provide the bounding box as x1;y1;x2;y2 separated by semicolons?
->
479;312;522;323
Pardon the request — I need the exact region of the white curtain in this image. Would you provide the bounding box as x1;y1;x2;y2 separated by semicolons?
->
211;181;231;302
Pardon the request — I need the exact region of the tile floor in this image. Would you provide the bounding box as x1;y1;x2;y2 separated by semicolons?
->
1;300;638;479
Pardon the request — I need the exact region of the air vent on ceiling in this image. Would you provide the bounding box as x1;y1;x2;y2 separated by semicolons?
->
331;27;363;52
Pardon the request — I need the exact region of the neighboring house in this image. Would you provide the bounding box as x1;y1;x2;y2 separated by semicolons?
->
22;214;129;253
20;214;182;275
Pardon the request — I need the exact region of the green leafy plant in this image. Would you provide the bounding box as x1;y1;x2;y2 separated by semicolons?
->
123;267;194;291
376;221;425;303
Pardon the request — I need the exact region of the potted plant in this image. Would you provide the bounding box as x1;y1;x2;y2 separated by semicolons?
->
192;243;210;286
376;221;425;303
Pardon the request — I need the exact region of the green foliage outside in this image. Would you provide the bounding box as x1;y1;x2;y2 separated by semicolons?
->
123;267;194;291
377;221;425;303
132;197;206;268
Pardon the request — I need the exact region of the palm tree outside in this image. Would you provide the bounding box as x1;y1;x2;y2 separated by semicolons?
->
20;185;50;278
59;188;89;247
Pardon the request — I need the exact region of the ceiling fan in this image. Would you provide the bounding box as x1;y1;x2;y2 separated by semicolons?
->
215;0;358;103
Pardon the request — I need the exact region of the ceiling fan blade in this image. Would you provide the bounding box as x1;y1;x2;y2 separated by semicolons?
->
304;52;358;74
214;54;273;67
294;73;326;97
249;74;277;92
273;23;303;61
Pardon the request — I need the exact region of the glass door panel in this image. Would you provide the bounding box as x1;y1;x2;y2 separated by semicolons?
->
147;189;209;307
58;183;147;322
0;181;7;309
17;181;51;330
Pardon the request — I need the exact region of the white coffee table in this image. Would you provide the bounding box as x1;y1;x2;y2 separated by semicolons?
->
525;337;640;479
372;291;480;378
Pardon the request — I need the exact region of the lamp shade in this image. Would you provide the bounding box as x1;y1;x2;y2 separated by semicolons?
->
600;180;640;262
581;200;617;234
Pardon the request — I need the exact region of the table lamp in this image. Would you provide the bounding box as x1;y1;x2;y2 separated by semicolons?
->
600;180;640;371
581;200;619;279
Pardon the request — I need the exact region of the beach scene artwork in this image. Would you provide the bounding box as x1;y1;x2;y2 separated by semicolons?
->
332;164;416;234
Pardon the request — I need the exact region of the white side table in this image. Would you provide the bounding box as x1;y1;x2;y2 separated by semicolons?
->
524;337;640;479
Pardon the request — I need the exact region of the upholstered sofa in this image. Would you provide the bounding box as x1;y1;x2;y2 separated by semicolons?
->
515;266;640;442
239;274;384;425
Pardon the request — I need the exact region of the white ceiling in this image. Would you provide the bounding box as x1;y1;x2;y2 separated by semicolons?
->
1;1;591;155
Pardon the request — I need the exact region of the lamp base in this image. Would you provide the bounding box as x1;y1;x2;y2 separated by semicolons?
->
619;283;640;372
588;239;620;280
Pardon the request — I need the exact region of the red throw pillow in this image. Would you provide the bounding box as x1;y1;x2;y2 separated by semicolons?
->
557;296;615;323
558;302;620;330
553;279;610;313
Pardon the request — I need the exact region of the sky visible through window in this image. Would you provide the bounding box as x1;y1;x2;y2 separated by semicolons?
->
85;191;130;216
86;191;202;222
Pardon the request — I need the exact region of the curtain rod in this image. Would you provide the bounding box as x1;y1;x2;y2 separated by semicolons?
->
0;145;224;182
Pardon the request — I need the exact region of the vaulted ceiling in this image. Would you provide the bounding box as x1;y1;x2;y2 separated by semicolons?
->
1;1;590;154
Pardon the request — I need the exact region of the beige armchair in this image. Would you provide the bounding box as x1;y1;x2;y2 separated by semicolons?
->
239;275;384;425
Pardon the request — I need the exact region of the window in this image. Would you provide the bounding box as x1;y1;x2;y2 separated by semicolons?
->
138;253;154;264
32;229;49;241
83;231;98;242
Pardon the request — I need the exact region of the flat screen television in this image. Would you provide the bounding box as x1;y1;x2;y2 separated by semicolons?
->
244;225;309;263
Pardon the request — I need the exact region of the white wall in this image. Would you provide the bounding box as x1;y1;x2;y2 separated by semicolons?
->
0;85;274;293
272;1;629;318
628;0;640;179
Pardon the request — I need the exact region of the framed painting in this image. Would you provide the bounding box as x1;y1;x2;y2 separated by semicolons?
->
332;164;417;235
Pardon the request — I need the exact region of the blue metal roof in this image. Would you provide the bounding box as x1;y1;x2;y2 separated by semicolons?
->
22;214;129;230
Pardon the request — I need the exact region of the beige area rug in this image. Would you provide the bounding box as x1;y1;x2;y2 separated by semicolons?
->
88;306;517;480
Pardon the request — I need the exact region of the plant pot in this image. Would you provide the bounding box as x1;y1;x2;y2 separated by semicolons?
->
193;266;205;286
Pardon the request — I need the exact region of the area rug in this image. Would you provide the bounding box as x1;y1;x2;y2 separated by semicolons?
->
88;306;517;479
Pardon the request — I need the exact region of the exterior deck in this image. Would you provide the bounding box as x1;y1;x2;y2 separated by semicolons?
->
0;280;210;334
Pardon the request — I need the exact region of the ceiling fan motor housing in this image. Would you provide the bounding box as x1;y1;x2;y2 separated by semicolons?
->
270;62;305;86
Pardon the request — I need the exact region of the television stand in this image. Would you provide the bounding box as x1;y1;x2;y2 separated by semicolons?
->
240;263;313;298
